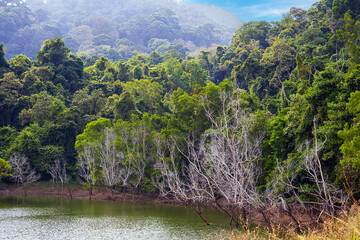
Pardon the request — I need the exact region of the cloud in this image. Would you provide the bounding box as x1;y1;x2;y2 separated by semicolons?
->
240;5;289;17
227;0;317;21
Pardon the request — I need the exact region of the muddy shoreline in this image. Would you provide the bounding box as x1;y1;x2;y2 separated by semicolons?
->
0;184;177;204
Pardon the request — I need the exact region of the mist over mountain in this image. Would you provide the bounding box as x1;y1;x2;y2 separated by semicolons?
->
1;0;243;60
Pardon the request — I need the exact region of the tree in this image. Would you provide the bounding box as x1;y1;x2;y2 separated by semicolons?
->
0;42;8;71
78;143;97;199
115;115;152;189
36;37;70;66
189;92;265;225
75;118;112;151
148;51;163;65
0;72;23;126
114;92;136;121
339;91;360;169
184;59;207;89
9;153;40;186
72;87;106;127
19;92;67;126
236;21;272;49
153;134;212;225
332;0;360;19
155;91;265;226
123;79;163;112
48;158;71;197
133;65;143;80
99;128;122;195
145;9;181;42
9;54;32;76
261;39;297;88
269;119;347;228
0;158;11;179
93;34;114;47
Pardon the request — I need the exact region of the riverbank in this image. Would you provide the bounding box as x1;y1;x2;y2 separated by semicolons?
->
0;182;174;204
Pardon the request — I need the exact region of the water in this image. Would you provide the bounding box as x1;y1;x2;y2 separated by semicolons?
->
0;196;231;240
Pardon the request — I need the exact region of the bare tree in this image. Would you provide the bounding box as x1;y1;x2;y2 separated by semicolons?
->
99;128;123;195
78;143;97;199
154;92;265;226
267;118;348;228
118;120;150;190
192;92;264;226
48;159;72;198
154;134;213;225
117;125;134;190
9;153;40;195
298;119;347;215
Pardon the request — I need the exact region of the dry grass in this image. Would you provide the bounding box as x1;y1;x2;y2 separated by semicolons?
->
213;206;360;240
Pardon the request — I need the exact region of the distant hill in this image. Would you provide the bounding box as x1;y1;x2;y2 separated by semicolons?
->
0;0;243;60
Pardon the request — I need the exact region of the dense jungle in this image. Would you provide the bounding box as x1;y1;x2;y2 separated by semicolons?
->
1;0;360;235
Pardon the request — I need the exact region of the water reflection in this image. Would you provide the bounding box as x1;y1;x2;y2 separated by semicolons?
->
0;196;230;240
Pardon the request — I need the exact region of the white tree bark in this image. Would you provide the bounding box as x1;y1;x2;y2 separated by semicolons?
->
78;143;97;199
9;153;40;185
99;128;123;192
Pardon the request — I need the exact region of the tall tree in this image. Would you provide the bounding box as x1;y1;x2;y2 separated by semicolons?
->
36;37;70;67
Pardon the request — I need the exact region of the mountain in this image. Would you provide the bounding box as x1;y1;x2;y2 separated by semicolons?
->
0;0;243;60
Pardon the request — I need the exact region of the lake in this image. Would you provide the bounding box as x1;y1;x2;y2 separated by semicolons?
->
0;196;232;240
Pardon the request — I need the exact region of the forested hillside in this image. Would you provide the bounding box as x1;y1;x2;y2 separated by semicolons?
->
0;0;242;60
1;0;360;226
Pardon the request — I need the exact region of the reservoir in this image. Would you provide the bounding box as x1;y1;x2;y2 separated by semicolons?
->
0;196;231;240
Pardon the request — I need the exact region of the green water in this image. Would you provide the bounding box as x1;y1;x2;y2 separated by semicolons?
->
0;196;231;240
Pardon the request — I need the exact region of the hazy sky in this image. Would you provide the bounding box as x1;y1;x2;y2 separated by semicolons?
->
187;0;319;22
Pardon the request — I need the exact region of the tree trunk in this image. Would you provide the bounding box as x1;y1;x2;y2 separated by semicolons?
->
89;186;93;200
214;201;240;226
240;207;248;230
258;206;272;228
285;206;302;233
193;205;210;226
67;185;73;199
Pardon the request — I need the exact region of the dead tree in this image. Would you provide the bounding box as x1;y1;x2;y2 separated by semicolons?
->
78;144;97;199
99;128;123;196
116;125;134;191
298;119;348;216
154;134;213;225
267;118;349;229
193;92;265;227
9;153;40;195
129;120;151;190
49;159;72;198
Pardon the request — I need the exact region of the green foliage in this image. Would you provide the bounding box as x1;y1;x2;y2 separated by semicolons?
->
36;37;70;67
114;92;136;121
123;79;163;113
236;21;272;49
75;118;112;151
9;54;31;77
339;91;360;168
19;92;67;126
1;0;360;199
332;0;360;19
0;158;11;179
0;42;9;71
93;34;114;47
0;72;23;126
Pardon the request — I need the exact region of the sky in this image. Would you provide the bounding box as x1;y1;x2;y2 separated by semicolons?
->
187;0;319;22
